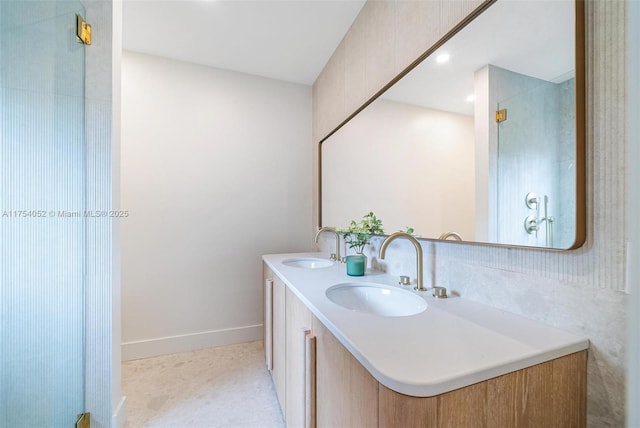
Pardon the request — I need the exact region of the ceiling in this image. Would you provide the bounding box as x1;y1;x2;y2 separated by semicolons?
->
384;0;575;115
122;0;366;85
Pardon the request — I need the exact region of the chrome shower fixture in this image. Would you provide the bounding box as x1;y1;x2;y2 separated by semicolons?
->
524;215;539;234
525;192;538;209
523;193;555;247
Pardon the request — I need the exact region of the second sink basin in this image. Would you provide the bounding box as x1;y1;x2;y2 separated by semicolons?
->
326;283;427;317
282;258;333;269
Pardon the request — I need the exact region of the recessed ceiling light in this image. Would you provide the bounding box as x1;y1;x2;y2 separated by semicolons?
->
436;53;450;64
466;94;476;102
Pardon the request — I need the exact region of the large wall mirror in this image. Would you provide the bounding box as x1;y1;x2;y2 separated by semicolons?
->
320;0;585;250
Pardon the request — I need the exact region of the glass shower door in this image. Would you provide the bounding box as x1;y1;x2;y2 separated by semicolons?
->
1;1;87;426
496;77;576;249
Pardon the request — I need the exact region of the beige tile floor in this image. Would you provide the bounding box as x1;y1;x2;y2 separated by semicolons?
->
122;341;285;428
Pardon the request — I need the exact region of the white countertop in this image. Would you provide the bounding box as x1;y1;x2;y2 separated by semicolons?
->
263;252;589;397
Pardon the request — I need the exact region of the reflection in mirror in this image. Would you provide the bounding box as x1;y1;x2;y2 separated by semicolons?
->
320;0;584;249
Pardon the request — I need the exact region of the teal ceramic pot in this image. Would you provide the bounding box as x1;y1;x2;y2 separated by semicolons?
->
346;254;366;276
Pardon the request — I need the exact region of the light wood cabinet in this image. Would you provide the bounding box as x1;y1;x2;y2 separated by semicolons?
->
285;287;313;427
378;351;587;428
263;264;273;369
264;264;286;415
263;262;586;428
265;263;317;427
313;316;378;428
272;275;287;415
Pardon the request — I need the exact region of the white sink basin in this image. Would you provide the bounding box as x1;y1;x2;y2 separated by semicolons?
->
326;283;427;317
282;258;333;269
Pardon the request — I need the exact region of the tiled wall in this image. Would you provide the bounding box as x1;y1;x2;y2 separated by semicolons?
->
312;1;627;426
487;66;575;248
84;1;120;426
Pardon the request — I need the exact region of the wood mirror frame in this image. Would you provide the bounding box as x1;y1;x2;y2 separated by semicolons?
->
318;0;585;250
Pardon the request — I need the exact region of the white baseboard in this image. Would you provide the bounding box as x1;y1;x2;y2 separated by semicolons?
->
111;396;127;428
121;324;263;361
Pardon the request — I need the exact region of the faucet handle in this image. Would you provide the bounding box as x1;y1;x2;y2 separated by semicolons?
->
329;253;337;261
432;286;447;299
340;256;347;264
398;276;411;286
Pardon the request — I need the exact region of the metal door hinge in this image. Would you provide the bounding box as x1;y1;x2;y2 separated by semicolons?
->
495;108;507;123
76;14;92;45
75;412;90;428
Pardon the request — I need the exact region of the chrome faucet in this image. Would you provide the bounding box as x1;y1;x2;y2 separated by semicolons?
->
379;232;427;291
314;226;342;262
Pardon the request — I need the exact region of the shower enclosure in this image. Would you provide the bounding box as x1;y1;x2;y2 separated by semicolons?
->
496;76;576;249
1;1;88;426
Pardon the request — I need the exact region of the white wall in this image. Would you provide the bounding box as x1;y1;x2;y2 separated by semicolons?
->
473;65;491;242
121;51;312;360
322;99;475;239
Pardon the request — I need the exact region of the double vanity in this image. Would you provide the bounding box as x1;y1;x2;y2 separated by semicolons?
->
263;252;589;427
292;0;589;424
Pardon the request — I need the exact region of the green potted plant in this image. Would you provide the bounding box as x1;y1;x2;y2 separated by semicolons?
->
339;212;384;276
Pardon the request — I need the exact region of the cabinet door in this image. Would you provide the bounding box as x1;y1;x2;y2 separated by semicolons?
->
263;263;273;369
285;288;313;427
378;351;587;428
272;274;287;415
313;316;378;428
